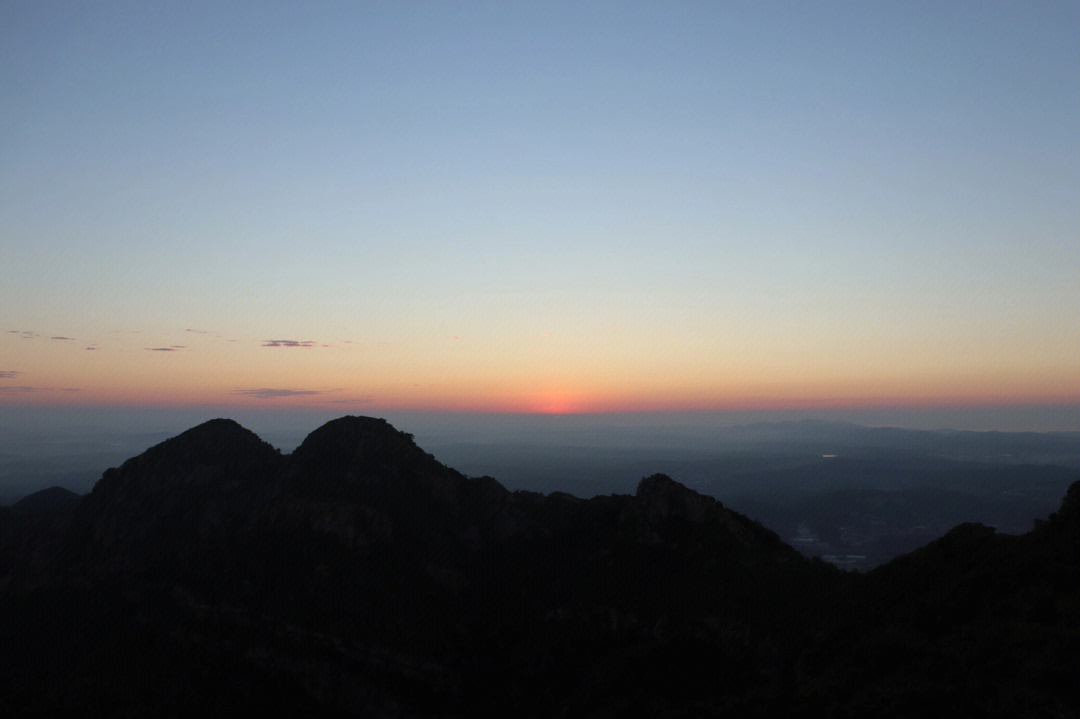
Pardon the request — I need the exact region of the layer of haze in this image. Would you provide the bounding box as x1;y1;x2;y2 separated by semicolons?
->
3;2;1079;423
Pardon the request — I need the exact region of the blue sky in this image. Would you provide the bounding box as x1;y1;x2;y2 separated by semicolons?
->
2;2;1079;427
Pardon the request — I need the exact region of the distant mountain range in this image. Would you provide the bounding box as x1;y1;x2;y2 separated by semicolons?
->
434;429;1080;570
7;485;81;514
2;416;1079;716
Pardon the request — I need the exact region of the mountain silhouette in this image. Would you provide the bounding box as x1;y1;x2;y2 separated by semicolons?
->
1;416;1078;716
9;485;81;514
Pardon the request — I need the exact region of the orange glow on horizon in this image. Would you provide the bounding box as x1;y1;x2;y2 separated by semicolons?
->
6;381;1080;415
527;390;586;415
3;331;1079;415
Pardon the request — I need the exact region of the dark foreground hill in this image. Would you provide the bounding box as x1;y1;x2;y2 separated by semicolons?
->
1;417;1079;716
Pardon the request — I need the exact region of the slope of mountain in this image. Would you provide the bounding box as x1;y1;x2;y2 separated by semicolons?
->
9;485;82;514
434;440;1080;569
797;482;1080;715
1;416;1077;716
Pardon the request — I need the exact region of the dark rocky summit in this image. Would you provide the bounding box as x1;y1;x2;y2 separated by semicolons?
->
2;416;1079;716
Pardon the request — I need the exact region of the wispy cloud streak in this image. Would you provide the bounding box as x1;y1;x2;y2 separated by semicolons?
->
0;385;81;393
233;388;323;399
261;340;316;348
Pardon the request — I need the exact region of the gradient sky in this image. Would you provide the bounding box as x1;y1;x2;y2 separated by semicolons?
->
3;2;1079;424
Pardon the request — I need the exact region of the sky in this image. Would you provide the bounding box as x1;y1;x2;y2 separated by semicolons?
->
3;1;1079;431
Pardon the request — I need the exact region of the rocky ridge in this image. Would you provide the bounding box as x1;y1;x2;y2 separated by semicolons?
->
1;416;1078;716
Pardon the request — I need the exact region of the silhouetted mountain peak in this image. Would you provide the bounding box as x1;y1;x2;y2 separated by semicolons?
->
10;486;82;515
941;521;997;541
291;416;437;475
636;473;715;523
121;418;279;471
79;419;280;523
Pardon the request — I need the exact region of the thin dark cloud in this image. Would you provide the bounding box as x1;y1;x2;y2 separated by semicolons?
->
261;339;316;348
85;346;97;351
145;347;180;352
233;388;323;399
0;385;80;393
185;329;212;334
171;345;186;349
0;370;20;379
14;331;39;339
50;336;73;341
